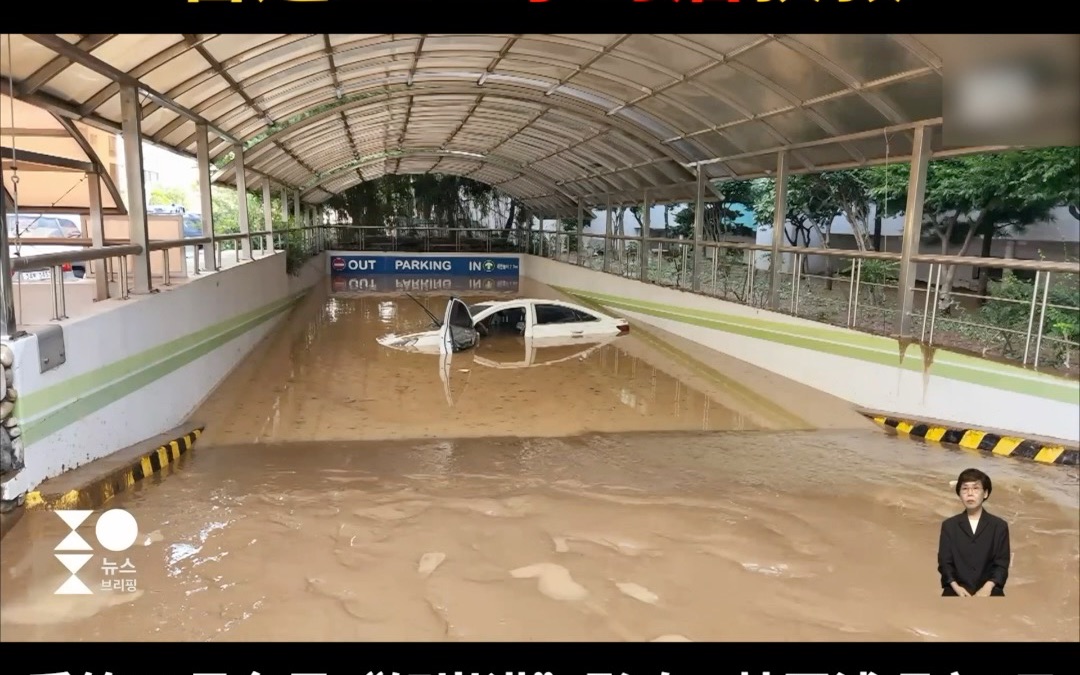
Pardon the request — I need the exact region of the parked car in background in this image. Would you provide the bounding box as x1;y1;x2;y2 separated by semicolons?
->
148;204;204;246
183;212;203;238
5;213;87;282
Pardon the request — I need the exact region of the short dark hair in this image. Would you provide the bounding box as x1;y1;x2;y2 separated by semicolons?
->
955;468;992;497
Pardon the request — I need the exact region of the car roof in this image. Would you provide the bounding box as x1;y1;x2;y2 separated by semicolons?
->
466;298;596;312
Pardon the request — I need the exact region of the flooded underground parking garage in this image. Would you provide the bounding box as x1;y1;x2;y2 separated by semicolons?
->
2;279;1077;642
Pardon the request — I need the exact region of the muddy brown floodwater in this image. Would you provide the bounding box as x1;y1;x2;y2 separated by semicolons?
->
1;279;1077;642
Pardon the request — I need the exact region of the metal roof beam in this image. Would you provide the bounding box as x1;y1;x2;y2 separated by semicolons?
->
22;33;241;145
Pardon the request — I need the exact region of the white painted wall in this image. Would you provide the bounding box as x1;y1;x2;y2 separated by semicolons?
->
522;255;1080;444
1;252;326;501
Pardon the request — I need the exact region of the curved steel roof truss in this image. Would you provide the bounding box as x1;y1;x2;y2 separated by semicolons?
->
4;33;1071;216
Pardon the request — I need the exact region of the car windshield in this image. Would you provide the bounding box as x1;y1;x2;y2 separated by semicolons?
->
5;214;42;236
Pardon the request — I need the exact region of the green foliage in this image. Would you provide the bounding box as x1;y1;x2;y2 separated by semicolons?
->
326;174;502;229
209;186;290;237
282;228;310;277
978;269;1080;365
149;185;188;208
867;147;1078;240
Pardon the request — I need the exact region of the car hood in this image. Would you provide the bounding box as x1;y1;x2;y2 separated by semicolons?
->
376;329;440;353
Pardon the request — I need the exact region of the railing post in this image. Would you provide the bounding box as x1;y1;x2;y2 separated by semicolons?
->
895;124;932;338
196;123;217;272
766;151;788;310
119;84;152;294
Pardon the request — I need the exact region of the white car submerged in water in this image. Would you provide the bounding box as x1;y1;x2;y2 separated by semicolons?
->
378;296;631;355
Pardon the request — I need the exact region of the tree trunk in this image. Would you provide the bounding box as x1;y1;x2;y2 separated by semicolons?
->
840;203;873;252
938;220;980;313
812;217;836;291
976;228;995;299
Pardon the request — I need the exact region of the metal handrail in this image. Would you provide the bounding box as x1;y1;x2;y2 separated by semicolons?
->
564;230;1080;274
8;223;1078;275
10;244;143;271
6;227;315;267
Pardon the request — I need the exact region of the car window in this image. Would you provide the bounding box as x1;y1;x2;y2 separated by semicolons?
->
534;304;598;324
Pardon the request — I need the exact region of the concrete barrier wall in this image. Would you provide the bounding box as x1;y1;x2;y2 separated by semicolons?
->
0;251;327;501
522;255;1080;444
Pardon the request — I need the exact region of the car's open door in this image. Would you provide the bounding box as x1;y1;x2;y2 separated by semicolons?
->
438;297;479;354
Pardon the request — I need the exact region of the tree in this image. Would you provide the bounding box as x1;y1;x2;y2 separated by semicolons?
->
673;179;757;241
149;185;188;208
870;147;1078;310
326;174;513;233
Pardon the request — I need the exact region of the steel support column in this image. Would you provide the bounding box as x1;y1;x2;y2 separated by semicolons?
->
262;179;274;255
196;124;216;272
692;168;705;292
119;85;152;294
232;144;251;260
602;195;612;273
576;199;585;265
766;151;789;310
640;188;650;282
0;163;17;338
87;171;108;301
280;187;289;227
895;124;933;338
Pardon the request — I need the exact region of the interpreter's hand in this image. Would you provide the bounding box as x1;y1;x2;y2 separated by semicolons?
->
951;583;971;597
974;585;994;597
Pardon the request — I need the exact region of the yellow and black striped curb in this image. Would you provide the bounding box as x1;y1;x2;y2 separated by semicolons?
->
865;414;1078;467
23;427;204;511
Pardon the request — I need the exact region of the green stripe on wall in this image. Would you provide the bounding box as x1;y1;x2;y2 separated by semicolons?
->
16;291;305;445
555;287;1078;406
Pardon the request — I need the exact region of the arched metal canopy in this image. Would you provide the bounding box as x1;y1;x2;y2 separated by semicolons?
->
2;34;1074;217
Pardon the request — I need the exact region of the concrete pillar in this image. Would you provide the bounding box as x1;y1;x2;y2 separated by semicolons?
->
766;151;789;310
895;124;933;338
119;84;152;294
196;124;217;272
294;190;301;226
280;186;289;227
